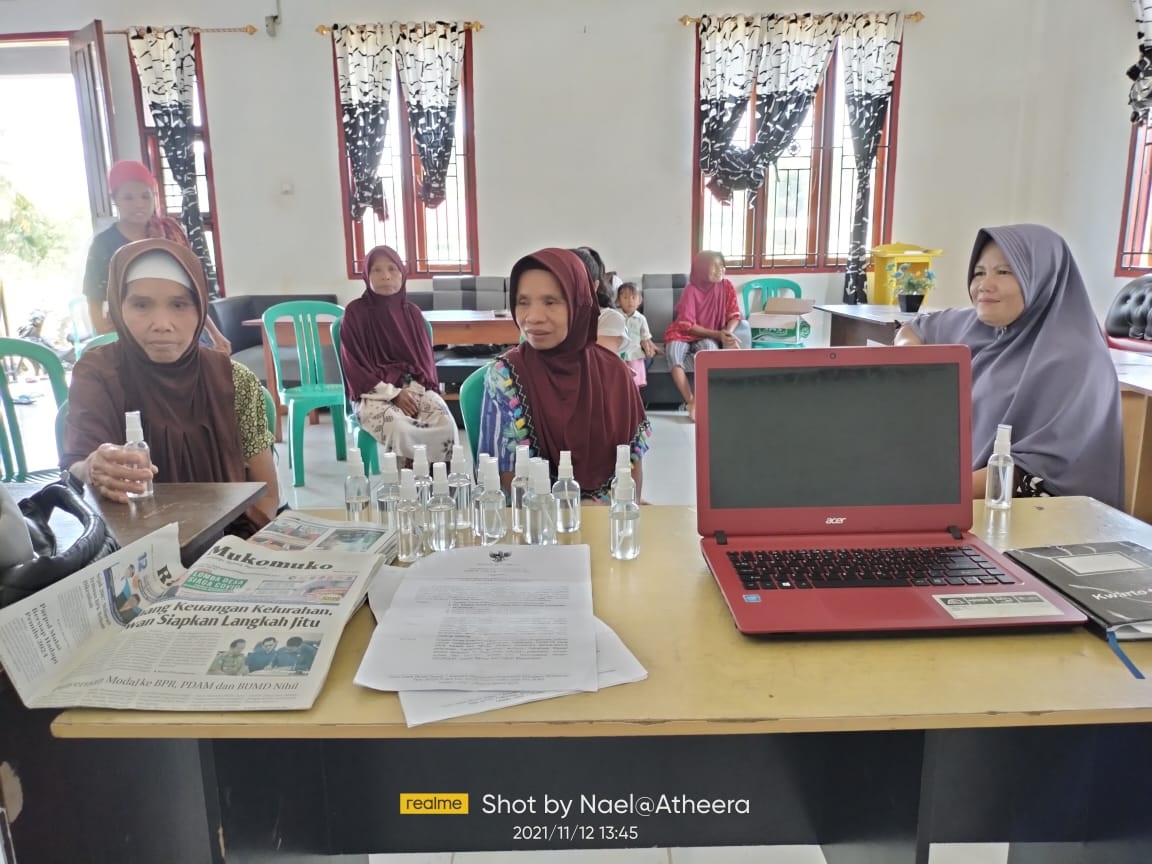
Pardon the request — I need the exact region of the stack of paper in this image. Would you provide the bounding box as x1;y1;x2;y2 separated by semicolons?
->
355;545;647;726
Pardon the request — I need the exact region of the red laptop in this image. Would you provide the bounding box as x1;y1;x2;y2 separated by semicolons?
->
695;345;1086;635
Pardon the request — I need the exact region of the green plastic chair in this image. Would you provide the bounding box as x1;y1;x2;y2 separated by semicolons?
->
0;338;69;482
459;363;490;463
741;278;812;348
262;386;276;436
76;331;118;358
262;301;347;487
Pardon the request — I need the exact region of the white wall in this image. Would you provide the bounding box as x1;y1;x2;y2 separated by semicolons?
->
0;0;1142;313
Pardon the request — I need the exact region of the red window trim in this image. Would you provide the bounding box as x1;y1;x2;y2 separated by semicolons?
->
689;39;900;273
334;30;480;280
1117;122;1152;277
126;31;227;293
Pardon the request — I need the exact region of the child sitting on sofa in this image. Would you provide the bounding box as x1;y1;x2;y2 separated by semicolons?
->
616;282;659;387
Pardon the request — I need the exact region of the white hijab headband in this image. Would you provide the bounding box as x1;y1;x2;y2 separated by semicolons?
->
124;249;193;289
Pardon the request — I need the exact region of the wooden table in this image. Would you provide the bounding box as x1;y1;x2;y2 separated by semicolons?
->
424;309;521;345
2;481;265;566
39;499;1152;863
816;303;924;345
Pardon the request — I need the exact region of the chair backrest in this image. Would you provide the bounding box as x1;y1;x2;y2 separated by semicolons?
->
262;301;344;392
459;363;489;461
740;278;802;315
0;337;69;481
55;398;69;464
261;386;276;436
76;331;119;358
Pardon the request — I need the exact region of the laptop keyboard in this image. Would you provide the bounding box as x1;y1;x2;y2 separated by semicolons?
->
726;546;1017;591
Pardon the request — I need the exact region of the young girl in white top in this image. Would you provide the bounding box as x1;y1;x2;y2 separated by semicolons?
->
617;282;659;387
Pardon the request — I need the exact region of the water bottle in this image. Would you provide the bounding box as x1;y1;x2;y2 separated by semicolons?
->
552;450;581;533
608;444;630;505
396;469;424;563
447;444;474;531
985;424;1014;512
523;460;557;545
610;468;641;560
425;462;456;552
472;453;495;533
510;443;531;534
473;458;508;545
123;410;154;500
374;452;402;533
344;448;371;522
411;445;432;527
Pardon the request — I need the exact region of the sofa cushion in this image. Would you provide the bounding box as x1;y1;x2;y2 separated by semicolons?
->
432;276;508;311
1106;275;1152;341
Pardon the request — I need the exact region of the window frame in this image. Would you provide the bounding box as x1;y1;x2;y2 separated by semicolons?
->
128;31;226;293
690;40;901;274
1117;121;1152;277
335;29;480;280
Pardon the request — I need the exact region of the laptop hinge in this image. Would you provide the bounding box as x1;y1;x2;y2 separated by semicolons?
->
716;531;728;545
947;525;963;541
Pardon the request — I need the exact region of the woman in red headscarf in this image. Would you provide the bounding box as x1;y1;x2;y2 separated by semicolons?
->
477;248;650;500
82;160;230;353
339;245;457;463
663;250;747;422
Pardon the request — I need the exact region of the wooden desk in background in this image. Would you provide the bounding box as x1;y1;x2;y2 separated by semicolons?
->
816;303;922;346
424;309;521;346
41;499;1152;863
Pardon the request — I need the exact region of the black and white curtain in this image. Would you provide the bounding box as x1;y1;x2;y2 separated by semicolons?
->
839;13;903;303
393;22;467;208
333;24;395;222
127;26;216;291
1130;0;1152;124
698;15;836;203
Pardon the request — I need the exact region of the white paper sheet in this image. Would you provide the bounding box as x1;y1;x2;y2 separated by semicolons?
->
354;544;597;692
396;618;647;726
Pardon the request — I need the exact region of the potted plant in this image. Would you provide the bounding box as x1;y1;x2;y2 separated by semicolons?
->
887;263;935;313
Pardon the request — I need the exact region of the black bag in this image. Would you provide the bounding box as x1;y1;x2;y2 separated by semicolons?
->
0;473;120;608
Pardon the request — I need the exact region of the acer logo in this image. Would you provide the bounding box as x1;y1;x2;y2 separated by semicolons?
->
825;517;847;524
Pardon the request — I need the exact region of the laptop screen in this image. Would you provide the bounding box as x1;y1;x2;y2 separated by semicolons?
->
706;362;961;509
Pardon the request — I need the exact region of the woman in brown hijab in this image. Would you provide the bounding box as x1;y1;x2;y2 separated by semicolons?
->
62;238;278;536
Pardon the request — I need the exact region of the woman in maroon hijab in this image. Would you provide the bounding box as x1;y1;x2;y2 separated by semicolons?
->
664;250;747;421
477;248;650;500
339;245;457;463
63;238;278;536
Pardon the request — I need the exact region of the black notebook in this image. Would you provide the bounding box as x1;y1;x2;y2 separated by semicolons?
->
1007;542;1152;640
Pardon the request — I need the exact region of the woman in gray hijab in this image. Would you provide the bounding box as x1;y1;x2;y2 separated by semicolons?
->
895;224;1123;508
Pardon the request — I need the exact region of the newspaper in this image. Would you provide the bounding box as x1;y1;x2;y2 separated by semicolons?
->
0;523;380;711
249;511;396;558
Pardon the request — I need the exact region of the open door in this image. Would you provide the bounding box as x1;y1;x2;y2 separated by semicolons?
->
69;20;118;226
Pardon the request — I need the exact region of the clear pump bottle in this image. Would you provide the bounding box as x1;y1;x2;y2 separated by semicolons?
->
609;468;641;560
473;458;508;546
523;460;557;545
510;444;531;534
123;410;154;499
344;448;371;522
374;452;402;533
608;444;630;505
426;463;456;552
552;450;581;533
447;444;474;530
985;424;1014;511
411;445;432;526
396;469;424;563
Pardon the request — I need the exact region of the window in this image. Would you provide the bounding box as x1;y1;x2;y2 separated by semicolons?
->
693;45;899;272
130;32;225;290
1118;122;1152;275
337;33;478;279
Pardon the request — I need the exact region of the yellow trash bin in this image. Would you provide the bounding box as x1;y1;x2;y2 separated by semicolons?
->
871;243;943;306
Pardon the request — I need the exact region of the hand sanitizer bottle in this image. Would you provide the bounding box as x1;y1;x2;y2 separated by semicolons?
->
396;469;424;563
610;467;641;560
124;410;153;499
344;448;371;522
374;452;402;533
609;444;630;505
523;459;557;545
510;443;531;534
426;462;456;552
474;458;508;546
447;444;474;531
985;424;1014;512
552;450;581;533
472;453;494;534
411;445;432;527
